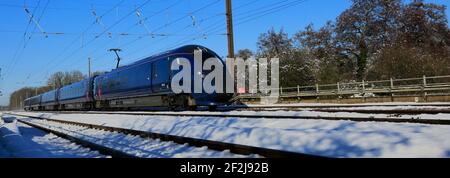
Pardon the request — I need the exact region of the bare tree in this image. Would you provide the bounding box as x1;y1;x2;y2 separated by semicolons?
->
294;22;351;83
335;0;401;81
257;28;314;87
47;71;65;89
92;71;106;77
368;0;450;79
235;49;254;60
47;70;85;89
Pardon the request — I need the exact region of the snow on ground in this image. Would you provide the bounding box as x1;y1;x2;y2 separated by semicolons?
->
0;119;10;157
199;109;450;120
11;111;450;158
314;105;450;111
81;109;450;120
21;118;253;158
0;113;106;158
0;144;9;157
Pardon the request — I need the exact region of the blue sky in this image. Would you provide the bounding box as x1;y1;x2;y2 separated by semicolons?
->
0;0;449;106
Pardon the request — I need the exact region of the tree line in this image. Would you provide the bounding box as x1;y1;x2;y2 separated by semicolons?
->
236;0;450;87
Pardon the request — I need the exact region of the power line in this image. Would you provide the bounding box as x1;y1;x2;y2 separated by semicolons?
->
128;0;280;58
71;0;221;70
145;0;310;58
91;0;222;66
3;0;42;78
26;0;165;84
20;0;309;87
104;0;260;64
21;0;127;84
80;0;184;62
8;0;51;75
0;3;78;10
76;0;307;68
39;0;152;73
59;0;186;71
235;0;309;26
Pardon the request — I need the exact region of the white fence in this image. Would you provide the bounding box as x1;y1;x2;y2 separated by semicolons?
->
239;75;450;101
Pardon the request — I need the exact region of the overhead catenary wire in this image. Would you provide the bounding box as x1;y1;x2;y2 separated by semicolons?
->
125;0;291;60
8;0;51;76
44;0;145;72
58;0;186;71
3;0;42;79
21;0;127;84
17;0;309;89
90;0;272;67
125;0;309;63
24;0;175;84
91;0;225;66
67;0;222;70
14;0;51;83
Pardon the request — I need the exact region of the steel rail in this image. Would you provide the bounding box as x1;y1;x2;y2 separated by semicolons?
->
17;119;137;158
13;107;450;125
9;113;322;159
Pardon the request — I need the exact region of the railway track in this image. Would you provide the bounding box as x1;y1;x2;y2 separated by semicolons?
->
18;109;450;125
16;119;136;158
309;108;450;115
218;103;450;110
225;106;450;115
8;113;320;158
217;104;450;115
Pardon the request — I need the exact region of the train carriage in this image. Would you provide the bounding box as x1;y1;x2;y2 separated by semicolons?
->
41;89;58;110
28;95;42;111
58;78;94;110
24;98;31;111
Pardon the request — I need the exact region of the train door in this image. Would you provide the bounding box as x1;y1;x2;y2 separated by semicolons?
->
152;57;171;92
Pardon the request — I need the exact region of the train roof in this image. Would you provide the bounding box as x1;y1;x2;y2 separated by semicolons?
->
25;45;219;101
26;95;41;100
41;89;57;96
59;78;91;90
108;45;221;73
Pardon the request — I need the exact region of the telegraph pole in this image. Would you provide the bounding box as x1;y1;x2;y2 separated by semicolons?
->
109;48;122;69
88;57;92;78
226;0;235;59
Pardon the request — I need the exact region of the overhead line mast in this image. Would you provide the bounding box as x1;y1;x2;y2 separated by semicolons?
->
226;0;235;59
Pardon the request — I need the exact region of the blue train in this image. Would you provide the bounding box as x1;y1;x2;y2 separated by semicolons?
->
23;45;232;111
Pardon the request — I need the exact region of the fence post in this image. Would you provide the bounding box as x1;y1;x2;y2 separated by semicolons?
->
337;82;340;93
279;86;283;102
423;75;427;102
297;85;300;94
423;75;427;87
337;82;340;103
316;83;319;102
362;80;366;102
390;78;394;102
